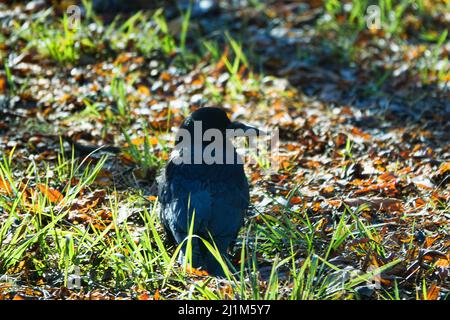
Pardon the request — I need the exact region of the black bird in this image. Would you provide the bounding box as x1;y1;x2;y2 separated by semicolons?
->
157;107;260;275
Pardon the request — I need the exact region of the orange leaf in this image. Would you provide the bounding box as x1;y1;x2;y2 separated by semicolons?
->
426;284;440;300
355;182;397;195
160;72;171;81
138;292;151;300
416;183;433;190
289;196;303;205
327;199;342;207
37;184;63;203
436;257;449;267
186;266;209;277
320;185;335;196
148;137;159;146
415;198;426;207
378;172;397;182
312;201;322;212
191;77;204;87
131;137;145;145
214;46;229;73
397;167;412;175
424;235;441;248
154;289;160;300
437;162;450;175
351;127;371;140
0;179;12;195
137;85;150;97
131;136;159;146
114;52;133;65
0;76;6;93
237;64;247;79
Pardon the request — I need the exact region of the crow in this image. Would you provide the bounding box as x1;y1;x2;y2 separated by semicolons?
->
157;107;260;275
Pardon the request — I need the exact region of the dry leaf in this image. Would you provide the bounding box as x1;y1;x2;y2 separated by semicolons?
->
37;184;63;204
138;292;151;300
426;284;440;300
137;85;150;96
0;76;6;93
0;179;12;195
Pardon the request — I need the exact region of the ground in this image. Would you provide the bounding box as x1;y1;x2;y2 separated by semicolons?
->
0;0;449;300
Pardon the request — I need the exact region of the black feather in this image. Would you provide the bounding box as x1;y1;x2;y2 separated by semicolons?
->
157;107;252;275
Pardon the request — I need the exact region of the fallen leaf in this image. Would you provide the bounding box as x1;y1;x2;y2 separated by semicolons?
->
378;172;397;182
37;184;63;204
437;162;450;175
343;197;403;212
426;284;440;300
138;292;151;300
0;76;6;93
0;179;12;195
186;266;209;277
160;72;171;81
289;196;303;204
137;85;150;96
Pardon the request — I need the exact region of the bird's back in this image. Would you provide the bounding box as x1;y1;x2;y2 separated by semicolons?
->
158;158;249;273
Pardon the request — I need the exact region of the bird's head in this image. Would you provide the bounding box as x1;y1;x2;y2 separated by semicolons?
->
172;107;262;165
177;107;261;141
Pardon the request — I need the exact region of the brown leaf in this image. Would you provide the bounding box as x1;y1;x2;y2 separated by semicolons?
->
354;182;398;196
351;127;371;140
426;284;440;300
289;196;303;204
415;198;427;208
36;184;63;204
435;257;449;267
0;178;12;195
343;197;403;212
160;72;171;81
327;199;342;207
137;85;150;97
320;185;335;197
378;172;397;182
138;292;151;300
0;76;6;93
186;266;209;277
437;162;450;175
130;136;159;146
424;235;441;248
214;46;229;74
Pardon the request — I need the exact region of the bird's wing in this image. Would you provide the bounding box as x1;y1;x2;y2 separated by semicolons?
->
159;172;213;244
158;161;249;274
206;176;248;251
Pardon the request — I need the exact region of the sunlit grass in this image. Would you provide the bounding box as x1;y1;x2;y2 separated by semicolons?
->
0;145;401;299
0;0;447;300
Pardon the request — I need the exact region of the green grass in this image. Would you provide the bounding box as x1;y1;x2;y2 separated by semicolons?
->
322;0;415;35
121;127;168;174
317;0;449;92
29;14;94;64
0;0;447;300
3;59;15;94
0;144;399;299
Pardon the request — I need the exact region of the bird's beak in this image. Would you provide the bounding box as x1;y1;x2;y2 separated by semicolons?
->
228;121;265;137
